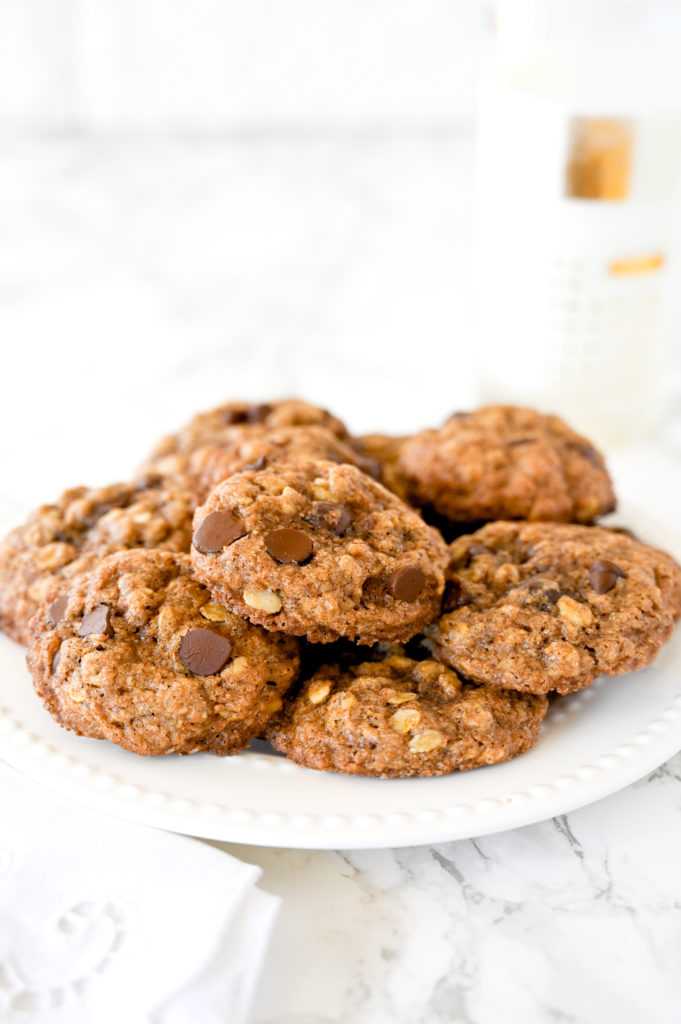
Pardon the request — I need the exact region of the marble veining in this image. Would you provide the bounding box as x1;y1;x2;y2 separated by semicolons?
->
229;762;681;1023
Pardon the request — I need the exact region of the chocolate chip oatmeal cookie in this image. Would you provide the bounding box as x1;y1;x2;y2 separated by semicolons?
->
139;398;350;481
27;549;300;756
190;459;450;644
426;522;681;695
267;654;548;777
399;405;616;523
165;425;381;505
0;480;195;645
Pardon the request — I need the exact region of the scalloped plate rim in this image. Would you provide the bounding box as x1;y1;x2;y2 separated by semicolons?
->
1;501;680;849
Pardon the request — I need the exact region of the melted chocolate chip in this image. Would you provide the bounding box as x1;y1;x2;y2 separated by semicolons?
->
544;588;563;605
306;502;352;537
179;629;232;676
442;576;469;612
264;528;314;565
223;409;249;425
52;646;62;672
78;604;112;637
589;559;626;594
388;566;427;603
193;511;246;553
242;456;267;472
47;596;69;627
246;403;272;424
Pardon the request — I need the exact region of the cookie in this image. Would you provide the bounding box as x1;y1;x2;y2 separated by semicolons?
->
426;522;681;695
27;549;300;756
399;405;616;523
190;459;450;644
167;425;381;504
355;433;412;501
267;654;548;777
139;398;350;481
0;479;195;645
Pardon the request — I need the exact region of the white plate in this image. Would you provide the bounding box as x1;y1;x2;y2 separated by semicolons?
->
1;505;681;849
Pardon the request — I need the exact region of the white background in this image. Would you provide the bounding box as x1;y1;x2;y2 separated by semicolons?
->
0;0;480;132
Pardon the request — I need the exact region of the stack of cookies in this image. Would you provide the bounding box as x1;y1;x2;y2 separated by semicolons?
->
2;400;680;778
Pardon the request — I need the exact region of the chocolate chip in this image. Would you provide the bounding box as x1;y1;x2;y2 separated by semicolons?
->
179;629;232;676
442;576;469;611
223;409;249;425
242;456;267;472
193;511;246;553
135;473;164;490
78;604;112;637
52;646;62;672
589;559;626;594
388;566;427;603
306;502;352;537
246;403;272;424
47;596;69;627
264;528;313;565
522;577;564;604
569;441;601;468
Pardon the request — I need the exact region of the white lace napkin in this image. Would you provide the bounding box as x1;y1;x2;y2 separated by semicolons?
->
0;763;278;1024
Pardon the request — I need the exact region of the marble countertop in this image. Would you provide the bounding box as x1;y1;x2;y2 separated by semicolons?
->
1;137;680;1024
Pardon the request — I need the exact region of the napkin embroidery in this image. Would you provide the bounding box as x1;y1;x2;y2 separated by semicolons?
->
0;899;128;1016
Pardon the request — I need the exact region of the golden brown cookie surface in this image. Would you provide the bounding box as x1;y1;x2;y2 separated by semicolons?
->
267;654;548;777
426;522;681;695
190;459;450;644
27;549;300;756
0;480;194;644
169;425;380;504
399;405;616;523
